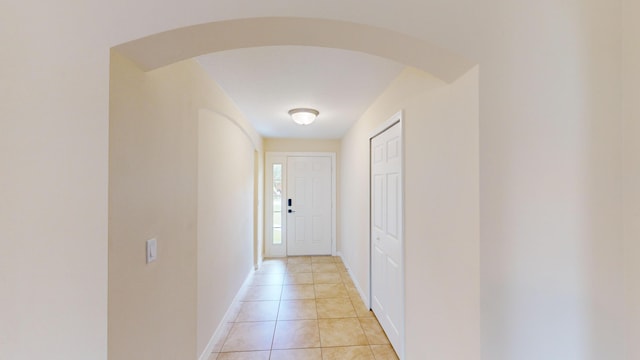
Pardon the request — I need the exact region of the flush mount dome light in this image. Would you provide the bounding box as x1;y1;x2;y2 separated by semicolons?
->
289;108;319;125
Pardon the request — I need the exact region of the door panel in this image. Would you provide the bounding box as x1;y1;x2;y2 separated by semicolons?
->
287;156;332;255
371;122;403;357
294;216;305;243
372;245;386;311
387;173;400;239
374;174;384;230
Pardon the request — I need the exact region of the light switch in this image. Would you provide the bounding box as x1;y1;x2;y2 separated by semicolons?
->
146;238;157;264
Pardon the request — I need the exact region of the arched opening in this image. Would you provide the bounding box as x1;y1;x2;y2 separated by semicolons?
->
114;17;474;82
108;17;479;360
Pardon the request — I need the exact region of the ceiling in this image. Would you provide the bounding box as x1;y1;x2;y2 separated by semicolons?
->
196;46;405;139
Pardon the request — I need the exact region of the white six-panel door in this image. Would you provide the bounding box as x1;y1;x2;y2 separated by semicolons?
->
286;156;333;255
371;120;404;358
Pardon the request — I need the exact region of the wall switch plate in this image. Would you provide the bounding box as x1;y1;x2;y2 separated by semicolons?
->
146;238;157;264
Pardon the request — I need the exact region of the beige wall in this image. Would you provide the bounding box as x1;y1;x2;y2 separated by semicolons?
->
109;53;197;359
623;1;640;358
109;53;261;360
264;138;340;153
0;2;109;359
340;66;480;359
340;67;445;299
197;110;256;354
1;1;637;359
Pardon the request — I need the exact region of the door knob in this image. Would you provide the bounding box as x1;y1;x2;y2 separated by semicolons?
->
288;209;296;213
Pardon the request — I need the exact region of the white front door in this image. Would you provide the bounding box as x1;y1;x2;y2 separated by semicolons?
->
371;120;404;357
286;156;332;255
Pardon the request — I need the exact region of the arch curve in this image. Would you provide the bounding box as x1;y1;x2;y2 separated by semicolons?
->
114;17;474;82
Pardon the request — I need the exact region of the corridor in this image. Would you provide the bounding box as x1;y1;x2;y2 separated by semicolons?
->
209;256;399;360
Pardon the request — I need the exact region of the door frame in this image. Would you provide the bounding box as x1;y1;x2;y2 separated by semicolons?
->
265;152;337;257
369;111;405;359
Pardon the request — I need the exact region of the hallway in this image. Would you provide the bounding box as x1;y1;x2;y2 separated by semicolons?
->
209;256;398;360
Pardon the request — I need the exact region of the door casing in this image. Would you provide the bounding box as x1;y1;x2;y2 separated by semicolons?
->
264;152;336;257
369;111;405;359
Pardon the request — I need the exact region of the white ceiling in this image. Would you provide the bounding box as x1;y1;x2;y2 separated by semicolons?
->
196;46;405;139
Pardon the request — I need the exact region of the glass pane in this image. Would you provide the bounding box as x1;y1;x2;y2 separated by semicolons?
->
272;164;283;245
273;228;282;245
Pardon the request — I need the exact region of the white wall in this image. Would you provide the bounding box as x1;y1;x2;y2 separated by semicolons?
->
478;2;625;359
109;52;261;359
622;1;640;358
340;66;480;359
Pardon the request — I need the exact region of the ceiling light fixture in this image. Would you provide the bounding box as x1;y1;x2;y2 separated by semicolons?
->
289;108;319;125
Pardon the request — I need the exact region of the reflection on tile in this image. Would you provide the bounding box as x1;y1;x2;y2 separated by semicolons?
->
316;298;356;319
257;261;287;274
272;320;321;349
311;256;335;263
221;322;275;352
313;272;342;284
288;256;312;264
216;351;271;360
360;317;390;344
321;346;375;360
252;273;285;286
271;348;322;360
312;263;338;273
226;301;243;322
236;301;280;322
339;271;353;282
346;286;361;299
264;258;288;264
278;300;317;320
314;283;348;298
351;298;375;318
211;322;234;352
287;263;313;273
243;285;282;301
318;318;368;347
284;272;314;285
370;344;400;360
282;284;315;300
341;274;356;287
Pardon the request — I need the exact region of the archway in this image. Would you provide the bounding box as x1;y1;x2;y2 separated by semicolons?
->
109;17;478;360
114;17;474;82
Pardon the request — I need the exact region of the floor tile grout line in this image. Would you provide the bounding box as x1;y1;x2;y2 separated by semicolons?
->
228;256;396;359
267;280;285;356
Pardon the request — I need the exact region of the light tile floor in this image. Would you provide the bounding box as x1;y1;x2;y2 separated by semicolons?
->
209;256;399;360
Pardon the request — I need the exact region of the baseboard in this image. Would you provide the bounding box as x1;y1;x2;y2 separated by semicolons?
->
336;252;370;307
198;266;255;360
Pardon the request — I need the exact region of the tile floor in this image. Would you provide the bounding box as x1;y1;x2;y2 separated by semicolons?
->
209;256;399;360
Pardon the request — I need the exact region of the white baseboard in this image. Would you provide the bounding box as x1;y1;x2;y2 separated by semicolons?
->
198;266;255;360
336;252;370;307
